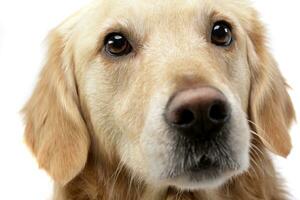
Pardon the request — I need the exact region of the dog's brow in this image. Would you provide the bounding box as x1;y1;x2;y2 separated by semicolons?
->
101;18;143;41
209;10;236;27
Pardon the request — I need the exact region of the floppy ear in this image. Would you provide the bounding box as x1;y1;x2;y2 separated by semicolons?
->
247;13;295;158
22;29;90;185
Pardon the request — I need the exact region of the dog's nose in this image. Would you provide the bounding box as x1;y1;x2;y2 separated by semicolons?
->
165;86;231;140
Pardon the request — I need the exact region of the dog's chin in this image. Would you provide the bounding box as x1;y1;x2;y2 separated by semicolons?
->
165;166;243;190
159;150;250;190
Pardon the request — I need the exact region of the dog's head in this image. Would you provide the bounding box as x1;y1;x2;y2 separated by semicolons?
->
23;0;295;190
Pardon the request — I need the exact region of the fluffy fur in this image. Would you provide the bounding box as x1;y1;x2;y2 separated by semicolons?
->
23;0;295;199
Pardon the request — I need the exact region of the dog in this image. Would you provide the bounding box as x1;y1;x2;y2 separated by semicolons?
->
23;0;295;199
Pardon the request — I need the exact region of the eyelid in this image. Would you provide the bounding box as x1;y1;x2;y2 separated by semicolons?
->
104;32;126;44
214;20;232;31
209;11;236;32
100;22;142;46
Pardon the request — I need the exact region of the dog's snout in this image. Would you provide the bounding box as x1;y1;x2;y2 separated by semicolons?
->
165;86;231;139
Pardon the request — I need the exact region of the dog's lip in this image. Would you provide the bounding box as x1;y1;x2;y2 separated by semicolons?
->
167;164;235;184
188;155;218;171
167;155;221;178
166;152;240;180
167;165;226;183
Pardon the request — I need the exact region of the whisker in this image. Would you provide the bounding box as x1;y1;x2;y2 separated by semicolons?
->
108;155;127;199
175;190;184;200
248;120;268;139
250;130;273;150
249;146;262;165
246;157;260;179
250;142;264;161
250;138;265;157
126;170;136;200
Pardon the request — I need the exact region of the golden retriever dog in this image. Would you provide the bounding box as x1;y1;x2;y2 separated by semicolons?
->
23;0;295;199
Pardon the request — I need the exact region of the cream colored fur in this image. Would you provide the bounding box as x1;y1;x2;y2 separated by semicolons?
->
23;0;295;199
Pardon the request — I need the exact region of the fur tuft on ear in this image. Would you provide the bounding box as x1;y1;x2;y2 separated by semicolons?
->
22;30;90;185
247;13;295;158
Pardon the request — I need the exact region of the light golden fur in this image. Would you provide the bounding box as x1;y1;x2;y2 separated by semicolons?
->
23;0;295;199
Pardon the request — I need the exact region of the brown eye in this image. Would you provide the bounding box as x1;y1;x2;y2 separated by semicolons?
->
104;33;132;56
211;21;233;46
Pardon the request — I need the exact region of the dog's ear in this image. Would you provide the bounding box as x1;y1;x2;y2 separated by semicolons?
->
22;29;90;185
247;12;295;158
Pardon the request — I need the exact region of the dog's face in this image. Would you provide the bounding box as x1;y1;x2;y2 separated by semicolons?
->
83;0;252;189
23;0;295;191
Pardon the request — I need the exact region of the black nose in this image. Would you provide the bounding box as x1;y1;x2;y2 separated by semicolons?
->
165;86;231;140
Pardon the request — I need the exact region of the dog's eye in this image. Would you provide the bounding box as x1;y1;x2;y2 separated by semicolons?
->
104;33;132;56
211;21;232;46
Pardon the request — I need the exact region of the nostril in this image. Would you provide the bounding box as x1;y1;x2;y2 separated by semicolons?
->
165;86;231;139
208;102;230;123
172;108;195;126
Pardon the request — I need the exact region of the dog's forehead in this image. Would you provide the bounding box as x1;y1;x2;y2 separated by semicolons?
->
97;0;249;15
99;0;209;19
88;0;252;30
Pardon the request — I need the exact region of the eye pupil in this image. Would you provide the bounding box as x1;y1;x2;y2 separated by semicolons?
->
105;33;132;56
211;21;232;46
213;25;228;38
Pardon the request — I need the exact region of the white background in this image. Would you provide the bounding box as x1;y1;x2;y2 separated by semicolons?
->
0;0;299;199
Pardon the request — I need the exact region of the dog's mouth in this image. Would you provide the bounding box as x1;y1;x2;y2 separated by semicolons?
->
189;155;221;171
172;153;239;178
164;133;241;187
168;152;239;177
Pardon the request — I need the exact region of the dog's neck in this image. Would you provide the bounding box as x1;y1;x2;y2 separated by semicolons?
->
54;138;288;200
